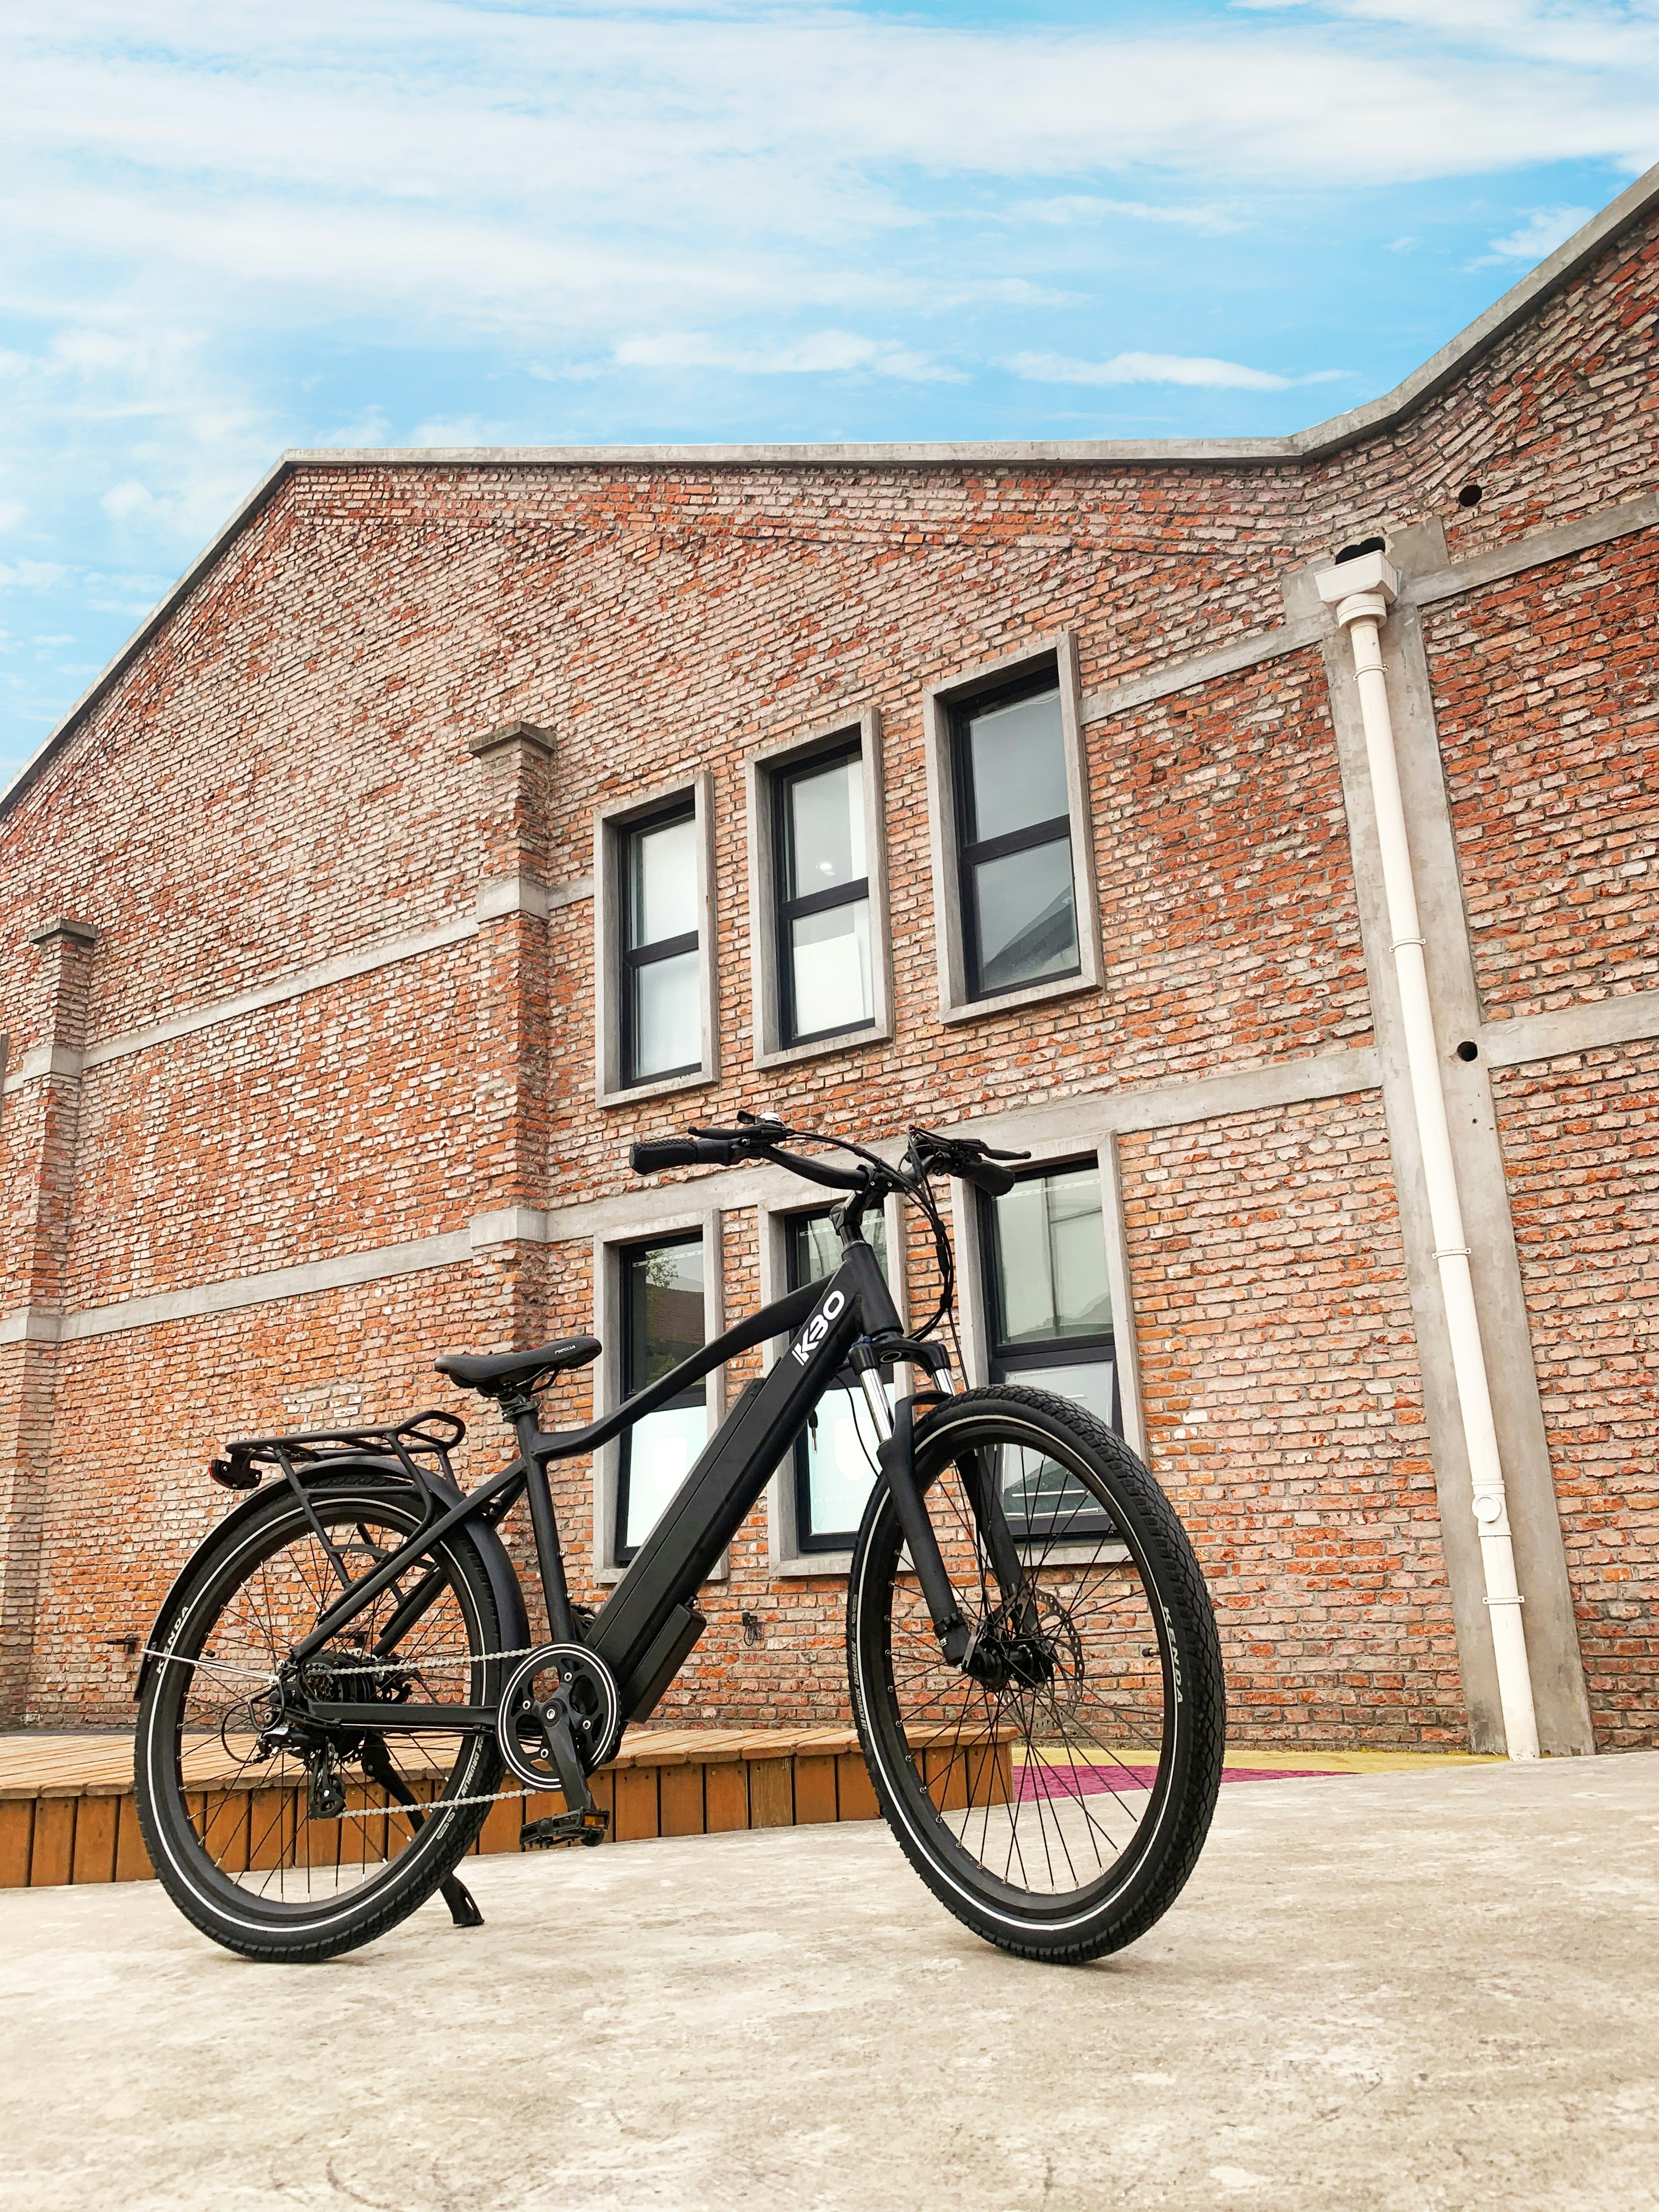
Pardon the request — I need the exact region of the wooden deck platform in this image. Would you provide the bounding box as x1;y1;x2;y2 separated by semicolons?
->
0;1724;1009;1890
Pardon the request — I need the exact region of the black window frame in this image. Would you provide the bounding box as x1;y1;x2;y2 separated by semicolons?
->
785;1207;889;1554
619;798;701;1090
950;664;1081;1005
614;1229;707;1566
771;740;875;1051
978;1158;1119;1539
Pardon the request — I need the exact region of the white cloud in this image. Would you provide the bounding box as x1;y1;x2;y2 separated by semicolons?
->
1004;349;1346;392
1013;196;1246;234
0;560;69;590
1469;204;1594;266
0;500;25;532
613;329;964;382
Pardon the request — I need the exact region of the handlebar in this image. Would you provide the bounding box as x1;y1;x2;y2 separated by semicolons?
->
629;1118;1027;1198
628;1113;1029;1346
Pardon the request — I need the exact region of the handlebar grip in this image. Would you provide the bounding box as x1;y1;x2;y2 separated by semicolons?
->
629;1136;734;1174
957;1157;1016;1199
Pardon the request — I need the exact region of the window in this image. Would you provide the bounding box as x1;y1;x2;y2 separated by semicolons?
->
785;1209;891;1553
595;776;715;1105
774;744;874;1047
952;670;1080;1003
614;1233;707;1561
980;1161;1118;1537
622;804;701;1087
744;710;892;1070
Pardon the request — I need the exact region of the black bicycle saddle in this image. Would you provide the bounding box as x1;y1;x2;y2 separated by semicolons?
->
434;1337;601;1396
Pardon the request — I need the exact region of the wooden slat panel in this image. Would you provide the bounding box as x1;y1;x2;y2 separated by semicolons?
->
793;1756;837;1827
836;1751;879;1822
70;1796;119;1885
588;1769;615;1839
200;1791;251;1875
749;1760;793;1830
30;1798;76;1887
0;1800;35;1887
613;1767;659;1842
247;1788;295;1873
339;1786;388;1873
114;1797;154;1882
658;1764;704;1837
477;1792;523;1857
704;1762;748;1832
922;1745;970;1813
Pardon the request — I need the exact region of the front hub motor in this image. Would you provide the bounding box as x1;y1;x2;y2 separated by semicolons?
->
497;1644;622;1790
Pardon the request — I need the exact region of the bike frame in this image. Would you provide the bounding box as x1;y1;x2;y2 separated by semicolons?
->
285;1233;960;1739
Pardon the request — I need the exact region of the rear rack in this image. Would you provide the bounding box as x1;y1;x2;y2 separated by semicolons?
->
210;1408;466;1493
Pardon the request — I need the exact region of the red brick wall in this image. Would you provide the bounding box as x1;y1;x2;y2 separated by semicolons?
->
1494;1043;1659;1747
1429;527;1659;1021
1095;649;1370;1081
64;952;481;1306
1119;1092;1467;1746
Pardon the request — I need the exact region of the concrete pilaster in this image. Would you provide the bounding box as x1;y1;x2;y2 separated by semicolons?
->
1306;558;1595;1755
0;918;97;1723
467;721;558;1338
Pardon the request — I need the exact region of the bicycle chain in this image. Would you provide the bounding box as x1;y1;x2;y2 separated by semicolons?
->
140;1640;576;1823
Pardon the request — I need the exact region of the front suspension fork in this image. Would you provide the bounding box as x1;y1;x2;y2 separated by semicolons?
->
853;1348;1027;1667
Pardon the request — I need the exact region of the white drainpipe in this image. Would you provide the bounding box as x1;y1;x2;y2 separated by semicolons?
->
1316;550;1541;1761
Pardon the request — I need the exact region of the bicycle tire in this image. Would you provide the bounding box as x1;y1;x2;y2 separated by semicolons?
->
847;1385;1224;1963
136;1479;505;1962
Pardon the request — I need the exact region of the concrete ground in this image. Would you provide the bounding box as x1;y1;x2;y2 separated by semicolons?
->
2;1755;1656;2212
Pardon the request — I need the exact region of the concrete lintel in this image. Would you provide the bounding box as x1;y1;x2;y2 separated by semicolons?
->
467;719;556;760
469;1207;550;1248
1407;490;1659;611
1483;989;1659;1068
1081;614;1325;728
0;1309;63;1347
7;1045;1388;1345
0;1043;85;1095
55;1231;476;1342
473;874;596;924
27;918;98;951
55;913;477;1080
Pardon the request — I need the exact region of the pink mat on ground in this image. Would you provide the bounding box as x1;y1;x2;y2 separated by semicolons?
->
1015;1762;1346;1800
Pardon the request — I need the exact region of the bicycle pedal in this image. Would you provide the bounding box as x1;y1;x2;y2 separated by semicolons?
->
521;1809;610;1850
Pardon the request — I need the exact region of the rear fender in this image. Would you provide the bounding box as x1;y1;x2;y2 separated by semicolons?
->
135;1460;528;1700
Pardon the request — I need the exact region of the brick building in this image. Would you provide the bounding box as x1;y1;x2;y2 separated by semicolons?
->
3;171;1656;1756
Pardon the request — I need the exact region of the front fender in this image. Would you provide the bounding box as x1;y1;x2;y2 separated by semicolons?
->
135;1460;528;1700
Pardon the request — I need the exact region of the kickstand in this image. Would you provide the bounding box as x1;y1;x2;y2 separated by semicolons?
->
359;1736;487;1930
440;1872;485;1928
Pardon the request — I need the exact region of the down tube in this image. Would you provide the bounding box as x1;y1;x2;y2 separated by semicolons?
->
588;1287;864;1691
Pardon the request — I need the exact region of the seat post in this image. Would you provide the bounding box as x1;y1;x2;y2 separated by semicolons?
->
509;1397;579;1645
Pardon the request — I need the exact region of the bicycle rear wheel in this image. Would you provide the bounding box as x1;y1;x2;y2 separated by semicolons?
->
848;1386;1224;1963
136;1479;506;1961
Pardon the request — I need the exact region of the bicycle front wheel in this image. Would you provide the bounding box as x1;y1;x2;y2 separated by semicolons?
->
848;1386;1224;1963
136;1479;506;1962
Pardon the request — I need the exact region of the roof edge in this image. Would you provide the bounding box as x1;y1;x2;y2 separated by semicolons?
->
6;160;1657;820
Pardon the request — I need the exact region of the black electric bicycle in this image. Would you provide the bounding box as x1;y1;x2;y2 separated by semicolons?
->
135;1116;1224;1965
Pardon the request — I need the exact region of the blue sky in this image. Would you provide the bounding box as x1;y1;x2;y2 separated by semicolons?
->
3;0;1658;788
